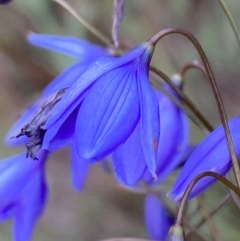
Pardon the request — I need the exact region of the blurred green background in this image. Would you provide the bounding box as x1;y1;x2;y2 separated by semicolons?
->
1;0;240;240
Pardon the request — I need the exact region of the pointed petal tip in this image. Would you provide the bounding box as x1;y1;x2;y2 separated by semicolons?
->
168;190;184;203
152;173;158;181
26;30;36;38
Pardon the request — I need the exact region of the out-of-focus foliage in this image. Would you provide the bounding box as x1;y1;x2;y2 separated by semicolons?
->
0;0;240;241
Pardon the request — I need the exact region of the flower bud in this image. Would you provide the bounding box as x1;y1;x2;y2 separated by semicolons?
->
166;225;185;241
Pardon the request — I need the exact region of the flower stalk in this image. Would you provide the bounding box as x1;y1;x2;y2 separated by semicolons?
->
150;66;213;134
149;27;240;189
217;0;240;49
52;0;115;49
175;171;240;227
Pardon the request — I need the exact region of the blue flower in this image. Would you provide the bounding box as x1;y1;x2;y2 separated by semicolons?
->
0;33;98;240
144;194;174;241
32;41;160;176
0;150;48;241
112;80;189;186
170;116;240;202
6;33;108;148
4;32;98;192
5;33;95;191
7;34;159;185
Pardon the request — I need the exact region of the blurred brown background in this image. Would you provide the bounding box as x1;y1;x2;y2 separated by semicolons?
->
1;0;240;240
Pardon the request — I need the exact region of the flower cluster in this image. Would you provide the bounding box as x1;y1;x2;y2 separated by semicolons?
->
1;32;162;240
1;15;239;241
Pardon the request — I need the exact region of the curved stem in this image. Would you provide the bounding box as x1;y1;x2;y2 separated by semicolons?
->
217;0;240;49
141;183;209;241
149;27;240;188
195;193;230;228
150;66;213;133
197;197;221;241
52;0;115;49
227;172;240;210
112;0;125;48
175;171;240;226
177;61;206;77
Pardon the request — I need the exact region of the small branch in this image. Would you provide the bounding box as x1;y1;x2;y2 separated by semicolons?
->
175;171;240;227
149;27;240;188
52;0;115;49
150;66;213;133
112;0;125;48
197;196;222;241
177;61;206;77
195;193;231;228
217;0;240;49
141;183;208;241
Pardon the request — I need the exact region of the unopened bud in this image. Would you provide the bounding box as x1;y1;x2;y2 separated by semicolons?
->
166;225;185;241
170;73;183;88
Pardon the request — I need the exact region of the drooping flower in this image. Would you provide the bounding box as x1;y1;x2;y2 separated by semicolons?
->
112;77;189;186
6;33;109;148
7;33;160;187
20;40;160;177
0;150;48;241
170;116;240;202
5;33;98;190
0;33;100;240
144;194;174;241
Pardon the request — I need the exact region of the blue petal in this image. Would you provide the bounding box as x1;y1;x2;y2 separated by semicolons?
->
28;33;107;59
171;116;240;202
43;44;148;150
144;194;174;241
137;75;160;177
0;151;48;204
42;61;92;97
44;105;79;151
0;202;16;222
112;123;147;186
143;92;189;183
76;66;140;161
155;92;189;181
13;165;48;241
70;142;89;191
6;61;88;146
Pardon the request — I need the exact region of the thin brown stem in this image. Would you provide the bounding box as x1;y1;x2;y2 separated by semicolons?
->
150;66;213;133
197;197;221;241
112;0;125;48
52;0;214;136
195;193;231;228
149;27;240;189
52;0;115;49
227;172;240;210
141;183;208;241
217;0;240;49
178;61;206;77
175;171;240;227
